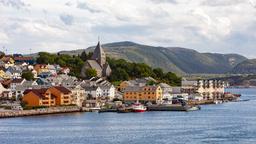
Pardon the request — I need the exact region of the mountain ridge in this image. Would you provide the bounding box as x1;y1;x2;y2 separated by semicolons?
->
45;41;248;74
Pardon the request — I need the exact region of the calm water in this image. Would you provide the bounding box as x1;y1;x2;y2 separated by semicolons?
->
1;88;256;144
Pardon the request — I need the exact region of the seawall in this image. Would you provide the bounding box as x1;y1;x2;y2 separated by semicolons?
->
0;106;84;118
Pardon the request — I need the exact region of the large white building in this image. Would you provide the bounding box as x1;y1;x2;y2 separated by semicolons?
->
181;79;226;100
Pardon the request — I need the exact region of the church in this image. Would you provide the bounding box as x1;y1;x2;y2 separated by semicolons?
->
81;41;112;78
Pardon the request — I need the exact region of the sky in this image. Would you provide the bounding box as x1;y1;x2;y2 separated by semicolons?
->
0;0;256;58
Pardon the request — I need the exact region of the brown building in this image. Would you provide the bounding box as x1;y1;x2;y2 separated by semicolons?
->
22;86;72;107
48;86;72;105
23;88;55;107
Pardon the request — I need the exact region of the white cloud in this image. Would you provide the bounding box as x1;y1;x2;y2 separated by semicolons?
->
0;0;255;57
0;32;9;44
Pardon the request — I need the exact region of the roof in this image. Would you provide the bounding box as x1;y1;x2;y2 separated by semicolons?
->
84;86;100;91
23;88;48;98
87;60;102;71
14;57;33;61
53;86;71;94
11;78;25;84
159;83;172;88
91;41;106;66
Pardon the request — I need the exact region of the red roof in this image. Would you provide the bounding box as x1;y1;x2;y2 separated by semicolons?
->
14;57;33;61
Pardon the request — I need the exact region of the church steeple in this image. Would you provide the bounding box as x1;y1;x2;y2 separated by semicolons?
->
91;41;106;67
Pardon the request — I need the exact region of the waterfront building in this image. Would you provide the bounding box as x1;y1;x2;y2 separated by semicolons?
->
181;79;225;100
68;85;86;107
23;88;55;107
48;86;72;106
123;85;163;103
81;41;111;78
197;80;225;100
22;86;72;107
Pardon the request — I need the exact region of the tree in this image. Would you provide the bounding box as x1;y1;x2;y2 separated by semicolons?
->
153;68;164;79
109;68;129;81
85;68;97;78
164;72;181;86
80;51;88;61
22;71;34;81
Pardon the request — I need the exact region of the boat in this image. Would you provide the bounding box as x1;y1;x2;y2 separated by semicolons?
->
131;102;147;112
214;100;223;104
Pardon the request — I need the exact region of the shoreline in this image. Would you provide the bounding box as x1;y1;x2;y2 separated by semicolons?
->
0;106;88;119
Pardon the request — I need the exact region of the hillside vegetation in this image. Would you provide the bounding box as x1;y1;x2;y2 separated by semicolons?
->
58;41;247;74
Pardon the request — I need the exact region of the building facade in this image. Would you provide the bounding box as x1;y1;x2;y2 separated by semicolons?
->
123;86;163;103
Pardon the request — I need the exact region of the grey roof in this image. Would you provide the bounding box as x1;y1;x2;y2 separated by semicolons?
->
84;86;100;91
87;60;102;71
91;41;106;66
159;83;172;88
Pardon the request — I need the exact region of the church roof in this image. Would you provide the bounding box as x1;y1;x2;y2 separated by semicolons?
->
87;60;102;71
91;41;106;66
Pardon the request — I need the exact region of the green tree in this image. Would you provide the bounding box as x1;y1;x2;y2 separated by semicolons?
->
109;68;129;81
85;68;97;78
22;71;34;81
153;68;164;79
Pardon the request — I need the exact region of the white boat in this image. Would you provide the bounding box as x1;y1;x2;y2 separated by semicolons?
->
131;102;147;112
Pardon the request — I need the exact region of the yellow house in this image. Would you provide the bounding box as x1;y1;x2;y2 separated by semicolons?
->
123;86;163;103
0;70;10;79
34;64;49;75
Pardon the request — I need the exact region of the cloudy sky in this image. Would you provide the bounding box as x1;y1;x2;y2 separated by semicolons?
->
0;0;256;57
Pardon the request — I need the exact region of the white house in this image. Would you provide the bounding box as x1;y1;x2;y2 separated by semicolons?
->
159;83;173;100
84;86;102;98
100;85;115;100
69;85;86;107
197;80;225;100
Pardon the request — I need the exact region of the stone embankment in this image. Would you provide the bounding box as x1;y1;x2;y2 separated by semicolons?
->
0;106;84;118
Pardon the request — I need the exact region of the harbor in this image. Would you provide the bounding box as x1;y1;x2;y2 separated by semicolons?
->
0;88;255;144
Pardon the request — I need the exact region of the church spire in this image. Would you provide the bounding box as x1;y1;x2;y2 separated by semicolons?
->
91;41;106;67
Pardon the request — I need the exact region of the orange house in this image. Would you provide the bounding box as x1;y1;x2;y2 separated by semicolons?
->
48;86;72;106
23;89;56;107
